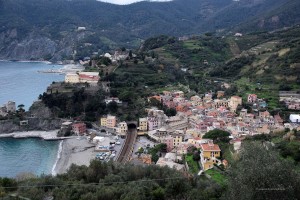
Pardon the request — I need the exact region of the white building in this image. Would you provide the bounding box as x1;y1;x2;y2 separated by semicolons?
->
6;101;16;113
116;121;128;136
77;27;86;31
290;114;300;123
105;97;122;105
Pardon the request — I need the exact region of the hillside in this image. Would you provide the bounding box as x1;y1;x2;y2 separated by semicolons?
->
0;0;300;61
137;26;300;110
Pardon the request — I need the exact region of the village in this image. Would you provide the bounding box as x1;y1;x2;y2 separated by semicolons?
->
54;86;300;175
1;46;300;175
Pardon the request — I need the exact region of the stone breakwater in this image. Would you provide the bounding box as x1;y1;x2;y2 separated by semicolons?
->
0;130;61;140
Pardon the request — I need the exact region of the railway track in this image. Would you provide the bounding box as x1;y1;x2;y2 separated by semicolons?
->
117;128;137;163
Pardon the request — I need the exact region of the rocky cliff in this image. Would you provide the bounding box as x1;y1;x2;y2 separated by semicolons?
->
0;118;62;133
0;102;62;133
0;29;91;62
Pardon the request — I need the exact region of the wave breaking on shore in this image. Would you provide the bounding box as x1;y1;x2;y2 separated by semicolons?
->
52;140;64;176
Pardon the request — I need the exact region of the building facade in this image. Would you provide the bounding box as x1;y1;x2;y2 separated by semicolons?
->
72;122;87;135
200;141;221;171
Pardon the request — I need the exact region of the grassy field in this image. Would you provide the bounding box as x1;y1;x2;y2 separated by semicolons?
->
235;77;280;109
185;154;200;174
183;40;202;50
206;169;227;187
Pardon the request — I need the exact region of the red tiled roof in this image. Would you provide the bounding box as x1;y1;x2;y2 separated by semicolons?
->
201;143;221;151
79;74;100;81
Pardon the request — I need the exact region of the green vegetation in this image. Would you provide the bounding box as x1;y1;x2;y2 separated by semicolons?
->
206;169;227;187
185;154;200;174
1;0;300;60
41;86;109;121
227;142;300;200
0;160;225;200
203;129;231;143
2;140;299;199
246;131;300;166
148;143;167;163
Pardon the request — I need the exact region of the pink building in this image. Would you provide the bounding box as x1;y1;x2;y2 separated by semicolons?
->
163;136;174;152
107;116;117;128
148;117;158;131
248;94;257;103
72;122;86;135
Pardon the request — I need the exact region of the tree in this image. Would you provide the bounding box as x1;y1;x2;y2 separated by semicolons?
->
226;142;300;200
193;151;200;161
17;104;25;111
107;101;118;114
17;104;25;119
203;129;230;143
165;108;176;117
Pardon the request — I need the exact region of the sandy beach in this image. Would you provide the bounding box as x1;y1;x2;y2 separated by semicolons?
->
53;137;96;175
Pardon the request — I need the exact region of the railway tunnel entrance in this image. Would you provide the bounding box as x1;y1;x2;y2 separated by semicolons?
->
127;121;137;131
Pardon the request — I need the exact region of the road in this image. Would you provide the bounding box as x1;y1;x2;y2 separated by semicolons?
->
117;128;137;163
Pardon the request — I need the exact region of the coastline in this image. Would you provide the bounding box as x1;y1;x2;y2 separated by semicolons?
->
0;130;65;140
0;131;95;176
52;140;64;176
53;137;96;175
0;59;53;64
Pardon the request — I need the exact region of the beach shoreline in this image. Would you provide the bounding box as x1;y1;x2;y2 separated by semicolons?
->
53;137;96;175
0;59;53;64
0;131;95;176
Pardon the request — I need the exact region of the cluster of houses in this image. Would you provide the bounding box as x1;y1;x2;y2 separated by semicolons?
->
96;90;300;172
0;101;16;117
135;90;300;171
100;115;128;136
279;91;300;110
60;121;87;136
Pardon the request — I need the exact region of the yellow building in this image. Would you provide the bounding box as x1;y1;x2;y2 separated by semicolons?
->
172;131;184;147
229;96;242;112
138;118;148;132
186;129;201;138
65;73;80;83
200;141;221;171
100;117;107;127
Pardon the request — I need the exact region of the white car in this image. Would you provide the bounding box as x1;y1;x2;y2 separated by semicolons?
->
116;141;121;145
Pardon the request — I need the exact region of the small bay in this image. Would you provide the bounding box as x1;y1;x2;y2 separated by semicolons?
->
0;61;64;178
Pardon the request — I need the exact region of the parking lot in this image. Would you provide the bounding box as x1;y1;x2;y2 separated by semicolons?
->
88;129;125;162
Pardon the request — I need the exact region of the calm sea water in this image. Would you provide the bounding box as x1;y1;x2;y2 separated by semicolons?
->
0;61;64;110
0;138;60;178
0;61;64;178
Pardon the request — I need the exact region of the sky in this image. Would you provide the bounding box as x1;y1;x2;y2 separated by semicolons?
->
98;0;172;5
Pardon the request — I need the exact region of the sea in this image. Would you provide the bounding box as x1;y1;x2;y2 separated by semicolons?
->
0;138;62;178
0;61;64;110
0;61;64;178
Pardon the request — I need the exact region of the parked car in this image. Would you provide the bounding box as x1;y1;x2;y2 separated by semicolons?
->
116;141;121;145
